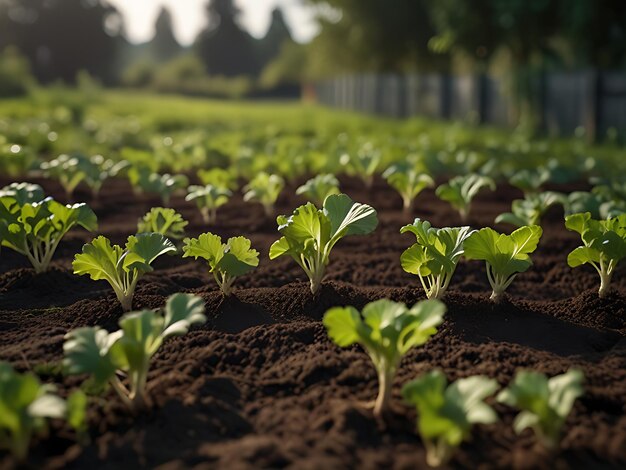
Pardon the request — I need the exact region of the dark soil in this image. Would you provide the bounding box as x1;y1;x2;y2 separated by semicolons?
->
1;174;625;469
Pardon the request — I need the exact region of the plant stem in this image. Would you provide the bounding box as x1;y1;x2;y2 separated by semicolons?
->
373;365;394;418
424;438;455;468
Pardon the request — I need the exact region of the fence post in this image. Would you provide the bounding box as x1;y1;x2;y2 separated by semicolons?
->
585;70;601;143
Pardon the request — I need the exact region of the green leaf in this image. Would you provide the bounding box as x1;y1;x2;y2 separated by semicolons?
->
72;236;124;285
137;207;188;241
123;233;176;273
162;293;207;338
325;193;378;240
322;306;362;347
295;173;340;206
217;236;259;277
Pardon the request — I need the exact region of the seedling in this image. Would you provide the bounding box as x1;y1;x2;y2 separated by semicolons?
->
497;369;584;449
509;167;550;196
565;213;626;297
400;219;474;299
137;207;188;242
270;194;378;294
436;174;495;222
186;184;232;224
339;143;381;188
73;233;176;311
295;174;340;207
40;154;86;200
197;167;238;191
64;294;206;411
183;233;259;296
383;163;434;212
0;182;45;205
495;192;566;227
0;197;97;273
464;225;542;302
243;172;285;217
81;155;129;199
324;299;445;418
402;370;499;467
145;173;189;206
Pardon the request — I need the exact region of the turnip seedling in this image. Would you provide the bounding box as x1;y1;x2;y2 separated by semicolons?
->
400;219;474;299
183;233;259;296
197;167;238;191
383;163;434;213
324;298;445;418
402;370;499;467
565;212;626;298
243;172;285;217
186;184;232;224
495;191;566;227
64;294;206;411
137;207;188;242
295;174;340;207
464;225;542;302
73;233;176;311
40;154;86;200
497;369;584;449
436;174;495;222
339;143;381;188
270;194;377;294
509;167;550;197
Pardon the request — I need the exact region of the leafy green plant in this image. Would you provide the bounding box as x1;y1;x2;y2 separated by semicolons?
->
0;182;44;205
565;191;603;219
565;213;626;297
497;369;584;449
243;172;285;216
0;362;86;462
270;194;378;294
324;299;445;418
295;173;340;207
402;370;499;467
464;225;542;302
80;155;129;199
383;163;435;212
0;142;39;177
197;167;238;191
73;233;176;311
339;143;381;188
0;197;97;273
185;184;232;224
509;167;550;196
436;174;495;222
495;192;566;227
64;293;206;411
137;207;188;242
400;219;474;299
40;154;87;200
144;173;189;206
182;233;259;295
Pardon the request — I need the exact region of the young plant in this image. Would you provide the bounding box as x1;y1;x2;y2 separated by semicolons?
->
400;219;474;299
40;154;86;200
243;172;285;217
435;174;495;222
295;173;340;207
182;233;259;296
402;370;499;467
0;182;45;205
339;143;381;188
269;194;378;294
145;173;189;206
64;293;206;411
197;167;238;191
495;191;566;227
565;213;626;298
73;233;176;311
497;369;584;449
324;299;446;418
185;184;232;224
81;155;129;199
0;362;85;462
464;225;542;302
383;163;435;212
0;197;97;273
137;207;188;242
565;191;603;218
509;167;550;196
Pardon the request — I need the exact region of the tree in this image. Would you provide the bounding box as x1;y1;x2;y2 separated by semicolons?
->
150;7;181;63
195;0;259;76
258;7;293;68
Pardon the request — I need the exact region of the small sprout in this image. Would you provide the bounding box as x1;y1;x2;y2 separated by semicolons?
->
295;174;340;207
324;299;445;418
145;173;189;206
243;172;285;217
565;213;626;298
383;163;434;213
197;167;238;191
64;294;206;412
339;142;381;188
0;182;45;205
400;219;474;299
0;197;97;273
40;154;86;200
183;233;259;296
81;155;129;199
73;233;176;311
137;207;188;242
565;191;603;219
464;225;542;302
436;174;495;222
497;369;584;449
402;370;499;468
0;362;68;462
495;191;566;227
270;194;378;294
509;167;550;196
186;184;232;224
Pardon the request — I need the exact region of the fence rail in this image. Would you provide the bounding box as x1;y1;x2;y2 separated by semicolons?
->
314;71;626;140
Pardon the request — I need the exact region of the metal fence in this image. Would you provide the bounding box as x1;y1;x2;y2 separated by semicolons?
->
315;71;626;140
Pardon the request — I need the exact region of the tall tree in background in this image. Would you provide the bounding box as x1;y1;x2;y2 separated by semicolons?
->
195;0;259;76
258;8;293;67
150;7;182;63
0;0;122;83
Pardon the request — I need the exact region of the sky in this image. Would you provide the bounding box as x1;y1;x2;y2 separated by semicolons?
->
106;0;319;46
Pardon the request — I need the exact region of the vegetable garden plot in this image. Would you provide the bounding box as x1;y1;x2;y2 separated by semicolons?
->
0;174;625;469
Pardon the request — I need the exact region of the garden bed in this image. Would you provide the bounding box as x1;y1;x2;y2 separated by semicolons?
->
1;175;625;469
